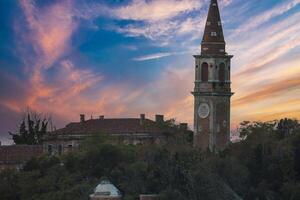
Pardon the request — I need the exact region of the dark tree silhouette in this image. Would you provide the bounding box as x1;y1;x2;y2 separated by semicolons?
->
9;111;50;145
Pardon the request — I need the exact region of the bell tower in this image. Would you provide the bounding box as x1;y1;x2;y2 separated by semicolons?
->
192;0;233;152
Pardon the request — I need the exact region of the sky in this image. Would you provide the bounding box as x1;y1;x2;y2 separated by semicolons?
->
0;0;300;144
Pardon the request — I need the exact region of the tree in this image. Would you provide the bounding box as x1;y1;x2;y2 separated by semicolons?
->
277;118;299;138
9;111;50;145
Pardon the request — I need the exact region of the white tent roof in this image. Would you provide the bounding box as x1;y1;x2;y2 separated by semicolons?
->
90;180;122;197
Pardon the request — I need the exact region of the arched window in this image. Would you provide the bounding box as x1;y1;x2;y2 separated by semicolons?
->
201;62;208;82
219;63;225;82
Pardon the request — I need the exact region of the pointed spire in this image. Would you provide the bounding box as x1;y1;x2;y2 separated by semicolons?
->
201;0;226;55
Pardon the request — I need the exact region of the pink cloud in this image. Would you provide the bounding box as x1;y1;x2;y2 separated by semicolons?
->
19;0;77;68
3;0;104;126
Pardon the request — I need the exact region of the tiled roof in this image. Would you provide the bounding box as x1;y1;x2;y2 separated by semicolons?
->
50;118;168;136
0;145;43;164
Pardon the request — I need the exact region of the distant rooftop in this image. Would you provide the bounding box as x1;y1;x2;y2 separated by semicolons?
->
49;114;171;136
0;145;43;164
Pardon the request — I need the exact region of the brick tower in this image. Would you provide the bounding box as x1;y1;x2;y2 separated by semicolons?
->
192;0;233;152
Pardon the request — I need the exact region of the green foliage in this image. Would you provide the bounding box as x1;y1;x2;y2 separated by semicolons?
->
9;111;50;145
1;118;300;200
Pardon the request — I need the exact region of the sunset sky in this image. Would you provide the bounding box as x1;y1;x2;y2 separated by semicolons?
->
0;0;300;144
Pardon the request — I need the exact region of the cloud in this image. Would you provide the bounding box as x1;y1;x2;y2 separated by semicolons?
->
0;0;103;127
233;75;300;107
19;0;77;68
114;14;205;46
230;11;300;78
234;0;300;34
112;0;202;21
73;0;207;45
236;34;300;77
133;52;173;61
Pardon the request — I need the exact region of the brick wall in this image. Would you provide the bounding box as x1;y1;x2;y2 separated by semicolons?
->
216;102;228;150
197;117;210;150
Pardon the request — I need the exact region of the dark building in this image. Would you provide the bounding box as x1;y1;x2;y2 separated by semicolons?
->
43;114;182;155
192;0;233;151
0;145;43;171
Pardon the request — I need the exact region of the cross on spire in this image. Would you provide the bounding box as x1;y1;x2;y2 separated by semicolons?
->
201;0;226;55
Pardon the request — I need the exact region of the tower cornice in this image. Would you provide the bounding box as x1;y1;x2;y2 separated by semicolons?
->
193;54;233;59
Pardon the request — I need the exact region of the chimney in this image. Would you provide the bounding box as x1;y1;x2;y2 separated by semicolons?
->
140;114;145;125
155;114;164;123
99;115;104;119
80;114;85;122
180;123;188;131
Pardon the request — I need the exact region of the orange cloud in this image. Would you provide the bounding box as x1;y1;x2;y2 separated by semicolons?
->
233;75;300;107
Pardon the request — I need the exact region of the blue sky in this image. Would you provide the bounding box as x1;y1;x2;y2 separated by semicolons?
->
0;0;300;144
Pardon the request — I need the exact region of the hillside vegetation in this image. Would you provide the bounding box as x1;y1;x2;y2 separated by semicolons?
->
0;119;300;200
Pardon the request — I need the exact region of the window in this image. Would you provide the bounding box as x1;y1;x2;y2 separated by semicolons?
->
207;21;211;25
218;21;221;26
47;144;52;155
219;63;225;82
58;145;63;155
201;62;209;82
211;32;217;36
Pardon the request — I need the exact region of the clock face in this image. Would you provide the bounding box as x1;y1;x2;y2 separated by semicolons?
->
198;103;210;119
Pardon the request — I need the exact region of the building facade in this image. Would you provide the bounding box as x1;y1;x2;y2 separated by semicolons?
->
43;114;184;155
192;0;233;151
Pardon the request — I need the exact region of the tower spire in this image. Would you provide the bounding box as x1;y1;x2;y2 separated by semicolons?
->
201;0;226;55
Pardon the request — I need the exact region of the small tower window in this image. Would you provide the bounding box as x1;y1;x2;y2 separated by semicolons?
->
207;21;211;25
201;62;209;82
211;32;217;36
219;63;225;82
218;21;221;26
